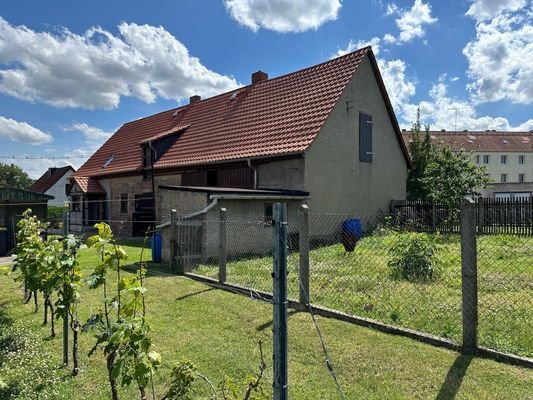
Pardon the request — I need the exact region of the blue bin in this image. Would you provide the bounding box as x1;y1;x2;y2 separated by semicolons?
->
341;219;362;252
151;232;162;263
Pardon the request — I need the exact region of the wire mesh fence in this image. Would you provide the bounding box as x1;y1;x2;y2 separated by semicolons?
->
172;204;532;360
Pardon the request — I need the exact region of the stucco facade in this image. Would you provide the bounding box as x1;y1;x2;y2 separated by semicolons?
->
45;169;74;206
305;56;407;221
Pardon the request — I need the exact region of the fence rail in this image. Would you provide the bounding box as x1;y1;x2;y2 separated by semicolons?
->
391;197;533;236
163;202;533;363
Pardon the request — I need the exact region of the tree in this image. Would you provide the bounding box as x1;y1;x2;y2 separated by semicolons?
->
406;109;432;200
422;144;490;209
0;163;34;189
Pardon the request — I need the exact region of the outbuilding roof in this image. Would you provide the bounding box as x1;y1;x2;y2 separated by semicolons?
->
74;46;408;179
30;166;74;193
71;176;106;194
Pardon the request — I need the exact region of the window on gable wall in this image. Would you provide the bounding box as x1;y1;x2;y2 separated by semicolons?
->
359;113;373;163
120;193;128;214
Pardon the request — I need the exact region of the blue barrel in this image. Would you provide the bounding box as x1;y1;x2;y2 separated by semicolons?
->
151;232;162;263
341;219;362;252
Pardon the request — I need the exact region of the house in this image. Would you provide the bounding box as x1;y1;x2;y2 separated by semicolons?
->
0;187;52;256
69;46;410;258
402;130;533;199
30;166;75;207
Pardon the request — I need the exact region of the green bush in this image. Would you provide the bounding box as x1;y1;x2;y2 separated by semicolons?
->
388;233;437;281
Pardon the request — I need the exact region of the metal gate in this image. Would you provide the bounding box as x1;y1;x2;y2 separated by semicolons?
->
175;219;204;272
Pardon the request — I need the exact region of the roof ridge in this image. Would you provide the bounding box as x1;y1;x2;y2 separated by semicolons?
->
428;131;533;135
122;47;371;128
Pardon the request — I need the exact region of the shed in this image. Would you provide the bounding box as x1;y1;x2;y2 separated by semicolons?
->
0;187;53;256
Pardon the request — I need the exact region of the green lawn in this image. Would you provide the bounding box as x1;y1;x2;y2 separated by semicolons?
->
1;241;532;399
194;233;533;358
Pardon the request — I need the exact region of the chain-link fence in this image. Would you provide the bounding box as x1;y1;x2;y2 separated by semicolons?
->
166;203;532;360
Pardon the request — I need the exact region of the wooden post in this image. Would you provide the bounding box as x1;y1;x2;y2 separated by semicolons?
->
272;203;288;400
218;208;227;283
299;205;310;305
169;209;177;273
477;197;484;234
460;198;478;354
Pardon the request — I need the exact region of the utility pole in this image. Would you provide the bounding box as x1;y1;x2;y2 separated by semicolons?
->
272;203;288;400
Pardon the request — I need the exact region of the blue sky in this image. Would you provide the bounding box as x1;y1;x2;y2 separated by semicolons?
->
0;0;531;178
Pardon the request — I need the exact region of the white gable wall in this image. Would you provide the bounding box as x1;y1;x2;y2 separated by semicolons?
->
45;169;74;206
304;56;407;220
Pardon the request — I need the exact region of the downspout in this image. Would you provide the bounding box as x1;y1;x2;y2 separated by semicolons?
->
148;142;158;227
156;198;219;229
247;158;257;189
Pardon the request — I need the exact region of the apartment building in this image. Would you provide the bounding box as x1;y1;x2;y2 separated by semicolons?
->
403;130;533;199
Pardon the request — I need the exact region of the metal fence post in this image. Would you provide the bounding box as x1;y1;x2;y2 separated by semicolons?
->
477;197;484;234
272;203;288;400
62;211;69;366
299;205;310;305
218;208;227;283
169;209;177;273
460;198;478;354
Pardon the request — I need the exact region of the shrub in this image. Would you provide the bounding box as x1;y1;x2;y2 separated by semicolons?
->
388;233;437;281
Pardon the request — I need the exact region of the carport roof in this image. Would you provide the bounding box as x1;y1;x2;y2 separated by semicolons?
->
159;185;309;197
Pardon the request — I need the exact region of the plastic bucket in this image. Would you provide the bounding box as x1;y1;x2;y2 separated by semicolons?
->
151;232;162;263
341;219;362;252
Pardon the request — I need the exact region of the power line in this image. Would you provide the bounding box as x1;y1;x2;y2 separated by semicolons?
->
0;155;90;160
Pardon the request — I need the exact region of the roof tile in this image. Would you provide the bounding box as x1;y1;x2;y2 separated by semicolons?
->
75;47;371;177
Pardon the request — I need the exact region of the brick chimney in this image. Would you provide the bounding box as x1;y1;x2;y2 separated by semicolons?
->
189;95;201;104
251;71;268;85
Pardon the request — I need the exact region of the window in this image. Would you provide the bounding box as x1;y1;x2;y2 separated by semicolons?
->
501;174;507;183
120;193;128;214
359;113;373;163
264;204;273;225
207;170;217;187
71;196;80;212
519;174;525;183
519;155;525;164
475;155;480;164
501;155;507;164
483;155;490;164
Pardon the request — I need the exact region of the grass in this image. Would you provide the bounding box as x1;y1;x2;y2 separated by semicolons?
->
1;240;533;399
194;232;533;358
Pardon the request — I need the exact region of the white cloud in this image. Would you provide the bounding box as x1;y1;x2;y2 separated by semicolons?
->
463;9;532;104
333;37;416;114
0;18;239;109
8;158;77;180
63;123;113;143
224;0;341;33
386;3;399;15
378;58;416;113
401;75;533;131
333;37;381;58
0;116;53;145
465;0;527;21
385;0;438;44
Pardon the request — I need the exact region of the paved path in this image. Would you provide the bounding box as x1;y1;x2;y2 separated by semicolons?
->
0;255;15;266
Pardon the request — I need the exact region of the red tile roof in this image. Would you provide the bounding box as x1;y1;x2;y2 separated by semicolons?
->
30;166;74;193
402;131;533;152
138;124;191;145
72;176;106;193
75;47;408;178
